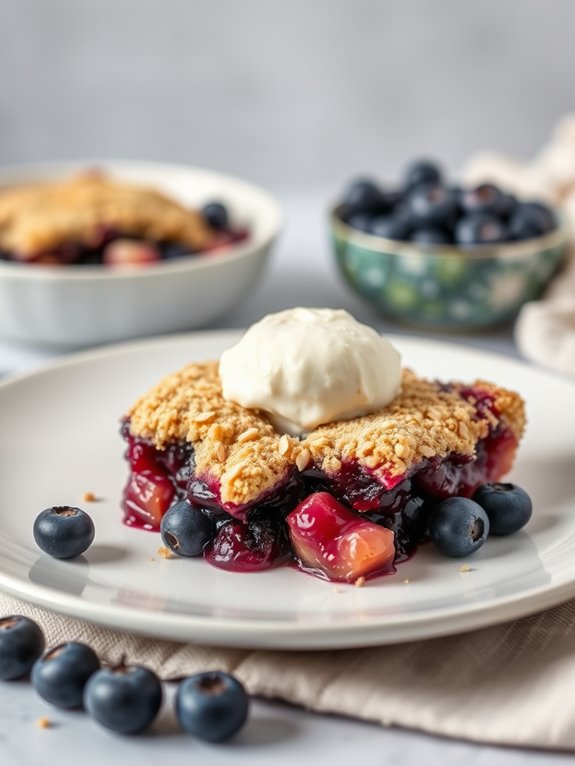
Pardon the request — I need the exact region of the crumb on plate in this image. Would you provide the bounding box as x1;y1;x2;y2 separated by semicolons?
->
36;717;52;730
82;491;98;502
157;546;173;560
354;576;366;588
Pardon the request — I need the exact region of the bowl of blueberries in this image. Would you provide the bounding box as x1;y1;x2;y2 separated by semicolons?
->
331;159;569;330
0;161;281;348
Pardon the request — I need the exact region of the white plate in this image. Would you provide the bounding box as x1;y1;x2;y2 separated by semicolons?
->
0;332;574;649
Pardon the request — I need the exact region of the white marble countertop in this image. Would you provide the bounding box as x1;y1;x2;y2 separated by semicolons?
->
0;192;562;764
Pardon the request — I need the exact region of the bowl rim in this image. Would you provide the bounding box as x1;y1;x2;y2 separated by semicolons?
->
0;159;282;282
329;202;570;259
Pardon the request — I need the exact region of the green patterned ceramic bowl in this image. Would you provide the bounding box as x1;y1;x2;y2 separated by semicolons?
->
330;205;569;330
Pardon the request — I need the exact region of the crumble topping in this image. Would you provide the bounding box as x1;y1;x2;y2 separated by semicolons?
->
0;173;213;258
127;361;526;507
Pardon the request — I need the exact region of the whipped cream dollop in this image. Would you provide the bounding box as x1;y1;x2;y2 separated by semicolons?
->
219;307;402;434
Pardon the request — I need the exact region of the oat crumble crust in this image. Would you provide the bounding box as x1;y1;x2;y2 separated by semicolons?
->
126;361;526;508
0;173;213;257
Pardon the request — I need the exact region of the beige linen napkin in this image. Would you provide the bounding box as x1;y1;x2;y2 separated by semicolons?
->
2;590;575;751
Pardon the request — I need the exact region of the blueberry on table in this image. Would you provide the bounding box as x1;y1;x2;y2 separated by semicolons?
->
509;202;557;240
342;178;385;214
202;201;229;231
175;671;249;742
32;641;100;709
0;616;45;680
472;482;532;536
407;183;458;228
33;506;95;559
429;497;490;558
404;159;443;191
160;500;217;557
84;663;163;735
409;227;451;245
454;213;508;245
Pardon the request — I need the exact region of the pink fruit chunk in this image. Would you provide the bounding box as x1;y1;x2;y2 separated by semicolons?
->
123;469;175;529
103;238;160;267
287;492;395;583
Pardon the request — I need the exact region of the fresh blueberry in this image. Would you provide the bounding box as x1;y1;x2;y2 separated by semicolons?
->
370;214;410;240
160;500;217;557
342;178;385;214
454;213;508;245
33;506;95;559
407;183;458;227
409;227;451;245
0;616;45;680
509;202;557;240
84;663;163;735
32;642;100;709
429;497;490;558
460;183;509;217
472;482;532;536
202;202;229;231
404;159;442;191
345;212;374;233
175;671;249;742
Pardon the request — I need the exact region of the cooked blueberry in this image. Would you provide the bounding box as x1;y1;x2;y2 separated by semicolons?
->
345;212;374;233
409;227;451;245
0;616;45;680
429;497;490;558
342;178;385;214
454;213;508;245
407;183;458;227
509;202;557;240
32;642;100;709
205;516;291;572
472;482;532;536
161;242;191;260
160;500;217;557
84;664;163;735
404;159;442;191
460;183;508;217
370;214;410;240
33;506;95;559
202;202;229;231
175;671;249;742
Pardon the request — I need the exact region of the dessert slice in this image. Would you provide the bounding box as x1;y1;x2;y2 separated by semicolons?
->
121;362;525;581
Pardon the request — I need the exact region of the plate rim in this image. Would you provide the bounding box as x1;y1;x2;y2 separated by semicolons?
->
1;330;575;649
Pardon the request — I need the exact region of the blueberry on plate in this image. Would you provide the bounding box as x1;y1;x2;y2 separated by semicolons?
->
429;497;490;558
370;214;410;240
454;212;508;245
202;201;229;231
33;506;95;559
404;159;442;191
175;671;249;742
84;663;163;735
472;482;532;536
342;178;385;215
0;616;45;681
32;642;100;709
160;500;217;557
407;183;458;228
409;227;451;245
509;202;557;239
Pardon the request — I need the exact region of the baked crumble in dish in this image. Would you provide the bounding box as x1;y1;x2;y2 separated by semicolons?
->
0;173;248;266
121;361;525;583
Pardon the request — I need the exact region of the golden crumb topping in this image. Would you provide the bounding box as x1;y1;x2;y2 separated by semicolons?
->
127;362;525;508
0;172;213;257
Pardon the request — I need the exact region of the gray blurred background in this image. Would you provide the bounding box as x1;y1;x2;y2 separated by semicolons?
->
1;0;574;193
